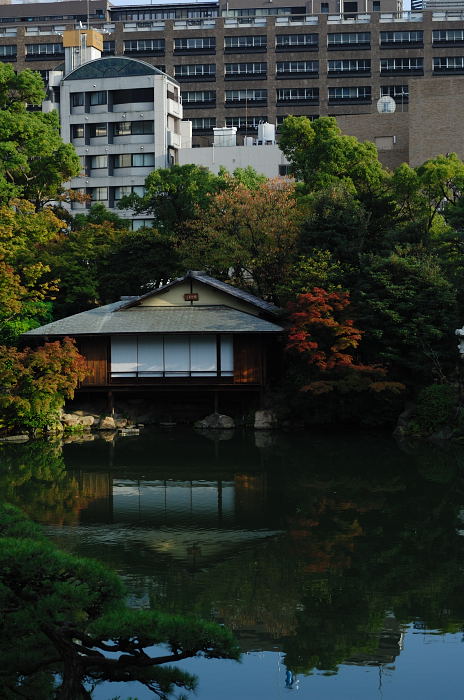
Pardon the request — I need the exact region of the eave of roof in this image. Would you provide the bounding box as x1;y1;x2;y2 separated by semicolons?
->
121;271;281;316
23;305;284;337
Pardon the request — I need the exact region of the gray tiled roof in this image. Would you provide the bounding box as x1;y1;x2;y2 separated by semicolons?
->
121;271;281;316
24;305;283;337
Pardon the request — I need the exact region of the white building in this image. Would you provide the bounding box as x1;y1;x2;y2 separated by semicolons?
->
178;123;290;178
48;29;185;228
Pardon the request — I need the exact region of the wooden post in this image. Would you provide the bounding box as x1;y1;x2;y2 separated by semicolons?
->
107;390;114;416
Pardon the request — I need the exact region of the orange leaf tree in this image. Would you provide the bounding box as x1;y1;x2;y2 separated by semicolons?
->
181;178;300;302
0;337;88;432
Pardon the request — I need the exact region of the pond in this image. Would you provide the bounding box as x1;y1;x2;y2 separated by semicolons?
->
1;428;464;699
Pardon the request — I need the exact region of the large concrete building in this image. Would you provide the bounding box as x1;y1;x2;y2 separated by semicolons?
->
45;28;184;225
2;0;464;168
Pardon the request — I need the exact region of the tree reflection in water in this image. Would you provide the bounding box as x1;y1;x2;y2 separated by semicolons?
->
1;431;464;692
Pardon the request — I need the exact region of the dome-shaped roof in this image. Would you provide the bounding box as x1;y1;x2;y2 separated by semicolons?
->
64;56;168;81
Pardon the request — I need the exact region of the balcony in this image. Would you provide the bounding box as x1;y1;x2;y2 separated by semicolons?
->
173;19;216;29
275;15;318;25
328;13;371;23
167;131;182;148
379;11;423;22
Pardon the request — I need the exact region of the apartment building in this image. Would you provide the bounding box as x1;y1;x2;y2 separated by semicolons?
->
47;28;184;225
2;0;464;167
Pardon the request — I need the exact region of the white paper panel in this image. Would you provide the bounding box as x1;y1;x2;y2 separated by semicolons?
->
138;336;163;376
111;336;137;376
191;336;217;374
220;335;234;376
164;336;189;376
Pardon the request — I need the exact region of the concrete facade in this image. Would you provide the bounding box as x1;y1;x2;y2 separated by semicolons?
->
3;0;464;169
52;34;183;224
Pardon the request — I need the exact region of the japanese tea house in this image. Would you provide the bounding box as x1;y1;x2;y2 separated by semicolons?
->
23;272;284;408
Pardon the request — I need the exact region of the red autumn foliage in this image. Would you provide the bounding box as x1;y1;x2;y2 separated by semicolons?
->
286;288;363;371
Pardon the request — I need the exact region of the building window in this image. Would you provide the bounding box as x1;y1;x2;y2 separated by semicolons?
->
110;335;234;378
279;165;292;176
277;87;319;102
78;156;86;175
276;61;318;76
380;57;423;73
174;37;215;51
224;35;267;50
380;31;423;46
433;56;464;72
71;124;84;139
25;43;64;57
373;1;380;9
328;59;371;73
0;45;16;58
344;1;358;13
276;34;318;49
90;155;108;169
89;91;107;106
103;40;115;55
89;123;107;138
174;64;216;78
321;3;329;12
328;86;372;101
91;187;108;201
433;29;464;45
328;32;370;48
276;115;318;127
71;92;84;107
225;116;267;130
188;117;216;130
123;39;165;54
225;89;267;103
114;153;155;168
181;90;216;104
112;88;154;105
132;219;155;231
114;185;145;200
225;62;267;76
113;121;154;136
380;84;408;100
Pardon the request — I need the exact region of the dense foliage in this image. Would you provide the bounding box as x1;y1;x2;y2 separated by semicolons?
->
0;503;240;699
1;64;464;428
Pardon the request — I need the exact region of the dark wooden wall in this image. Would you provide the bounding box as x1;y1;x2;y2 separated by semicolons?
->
233;335;263;384
77;337;108;386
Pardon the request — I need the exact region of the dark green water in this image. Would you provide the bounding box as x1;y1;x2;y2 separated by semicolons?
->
1;428;464;699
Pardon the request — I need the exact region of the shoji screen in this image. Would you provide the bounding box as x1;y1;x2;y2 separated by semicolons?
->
164;337;190;376
138;336;164;376
190;336;217;375
220;335;234;376
111;336;137;376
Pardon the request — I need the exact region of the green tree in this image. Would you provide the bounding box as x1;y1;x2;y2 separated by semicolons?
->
279;116;386;195
0;64;80;208
390;154;464;243
0;200;63;343
0;503;240;699
98;227;183;302
118;164;226;235
353;249;458;381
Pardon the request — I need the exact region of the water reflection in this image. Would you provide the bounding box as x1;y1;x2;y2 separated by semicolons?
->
1;429;464;696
